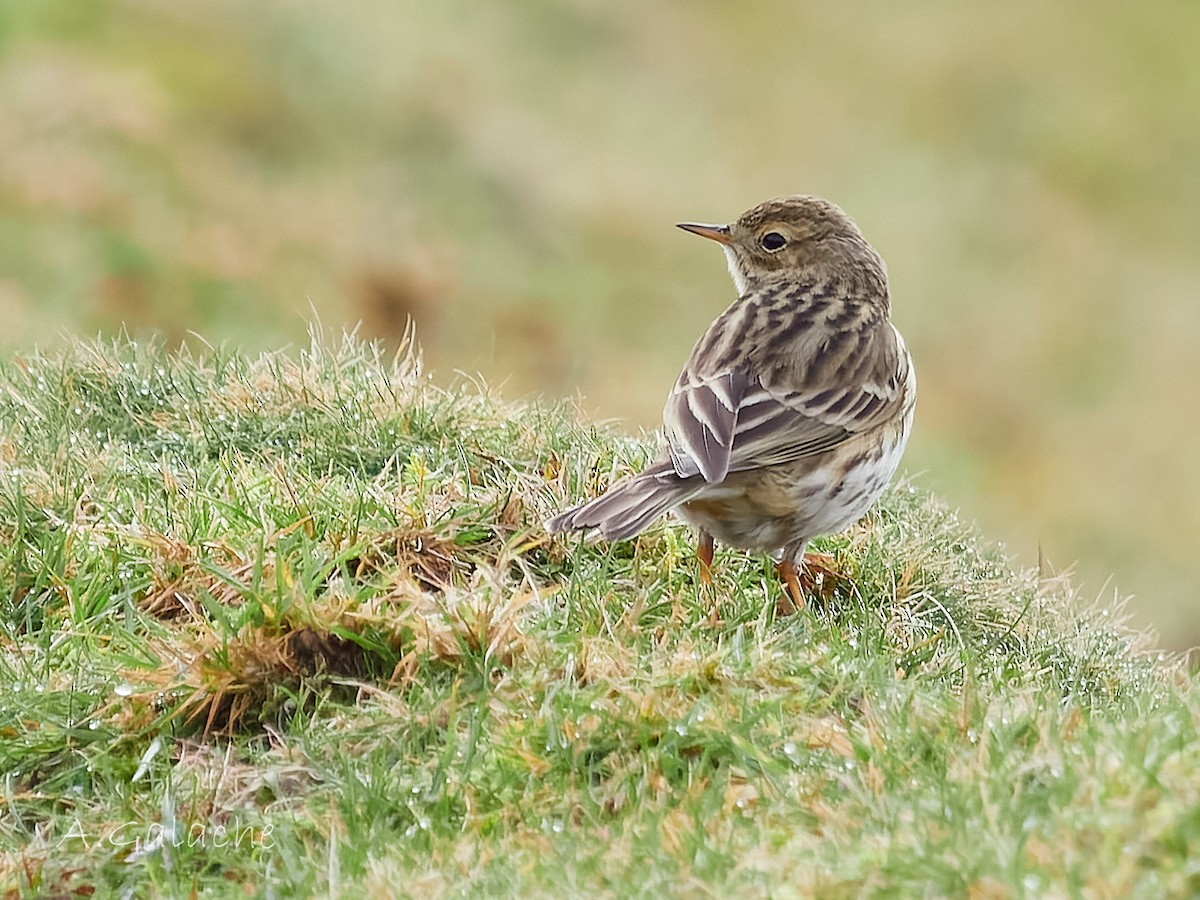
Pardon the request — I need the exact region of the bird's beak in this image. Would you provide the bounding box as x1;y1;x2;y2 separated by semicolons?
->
676;222;733;245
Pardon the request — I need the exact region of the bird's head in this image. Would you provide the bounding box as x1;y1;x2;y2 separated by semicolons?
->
678;195;883;296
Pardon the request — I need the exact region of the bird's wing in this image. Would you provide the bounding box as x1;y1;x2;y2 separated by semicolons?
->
662;369;748;482
663;309;911;482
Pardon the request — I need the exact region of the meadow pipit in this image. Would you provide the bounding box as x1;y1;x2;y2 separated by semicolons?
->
548;195;916;611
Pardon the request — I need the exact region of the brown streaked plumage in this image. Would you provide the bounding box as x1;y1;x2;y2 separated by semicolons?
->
547;195;916;610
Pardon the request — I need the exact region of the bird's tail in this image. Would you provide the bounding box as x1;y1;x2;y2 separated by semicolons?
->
546;461;695;542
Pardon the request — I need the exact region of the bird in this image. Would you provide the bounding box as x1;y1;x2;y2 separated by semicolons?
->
547;195;916;611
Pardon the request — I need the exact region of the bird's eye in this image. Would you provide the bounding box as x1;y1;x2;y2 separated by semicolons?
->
760;231;787;252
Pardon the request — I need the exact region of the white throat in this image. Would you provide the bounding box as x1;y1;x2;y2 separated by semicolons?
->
722;245;749;295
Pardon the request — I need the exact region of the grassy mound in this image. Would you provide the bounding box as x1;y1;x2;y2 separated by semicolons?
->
0;333;1194;897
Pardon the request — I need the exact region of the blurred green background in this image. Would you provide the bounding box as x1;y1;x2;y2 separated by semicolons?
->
2;1;1197;647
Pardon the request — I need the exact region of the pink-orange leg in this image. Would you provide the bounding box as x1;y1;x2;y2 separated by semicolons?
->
697;530;715;585
777;552;845;615
697;531;720;625
776;560;805;616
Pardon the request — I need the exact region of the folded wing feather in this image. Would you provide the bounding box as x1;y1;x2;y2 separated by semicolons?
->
662;320;909;483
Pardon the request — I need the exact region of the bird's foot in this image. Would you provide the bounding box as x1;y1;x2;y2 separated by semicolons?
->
775;552;845;616
775;560;805;616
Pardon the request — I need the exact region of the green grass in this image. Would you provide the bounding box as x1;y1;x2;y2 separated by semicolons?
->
0;332;1195;897
4;0;1200;638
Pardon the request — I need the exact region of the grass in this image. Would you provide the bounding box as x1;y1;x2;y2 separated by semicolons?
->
0;331;1196;897
5;0;1200;638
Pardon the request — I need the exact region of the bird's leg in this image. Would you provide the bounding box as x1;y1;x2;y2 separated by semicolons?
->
695;530;722;626
697;530;715;585
776;559;805;616
775;541;846;615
